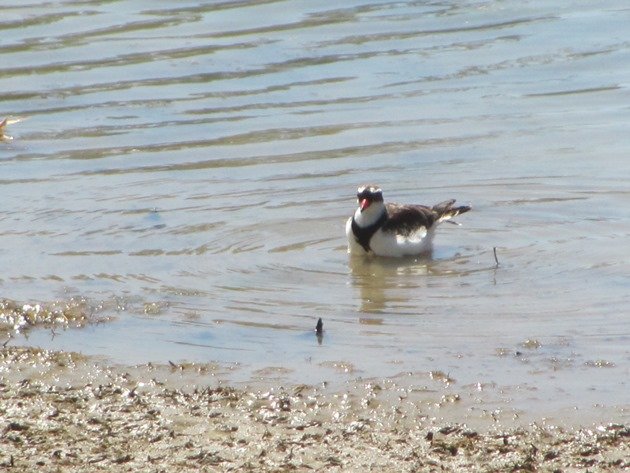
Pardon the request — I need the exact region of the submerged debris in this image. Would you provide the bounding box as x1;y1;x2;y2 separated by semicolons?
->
520;339;543;350
585;359;616;368
0;297;101;335
0;116;24;141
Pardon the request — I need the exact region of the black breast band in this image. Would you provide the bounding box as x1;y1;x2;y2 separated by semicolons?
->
351;212;388;252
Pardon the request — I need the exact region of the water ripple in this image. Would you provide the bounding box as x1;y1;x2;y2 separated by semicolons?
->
1;0;628;414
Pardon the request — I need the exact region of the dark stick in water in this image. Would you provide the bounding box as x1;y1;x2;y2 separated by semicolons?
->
315;318;323;335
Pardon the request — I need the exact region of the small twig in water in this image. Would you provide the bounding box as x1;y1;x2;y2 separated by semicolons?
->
493;247;499;267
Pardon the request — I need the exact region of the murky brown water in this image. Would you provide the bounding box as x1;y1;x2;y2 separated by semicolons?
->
1;1;629;421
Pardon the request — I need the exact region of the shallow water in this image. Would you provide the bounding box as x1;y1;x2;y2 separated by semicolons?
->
1;0;629;421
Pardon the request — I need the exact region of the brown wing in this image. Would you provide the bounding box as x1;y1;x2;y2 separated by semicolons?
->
382;203;438;236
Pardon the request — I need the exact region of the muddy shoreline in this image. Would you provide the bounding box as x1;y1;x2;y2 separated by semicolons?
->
0;347;628;472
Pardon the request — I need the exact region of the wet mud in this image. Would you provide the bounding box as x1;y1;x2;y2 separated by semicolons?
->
1;346;628;472
0;297;111;337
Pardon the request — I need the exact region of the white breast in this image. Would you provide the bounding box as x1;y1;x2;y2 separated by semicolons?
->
346;208;437;257
368;226;435;257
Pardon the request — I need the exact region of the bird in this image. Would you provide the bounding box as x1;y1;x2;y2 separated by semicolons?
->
345;184;471;257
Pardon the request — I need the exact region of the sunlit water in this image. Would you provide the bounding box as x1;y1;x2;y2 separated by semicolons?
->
1;0;629;421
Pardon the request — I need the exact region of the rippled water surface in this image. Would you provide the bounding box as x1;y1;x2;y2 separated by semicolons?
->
1;1;629;420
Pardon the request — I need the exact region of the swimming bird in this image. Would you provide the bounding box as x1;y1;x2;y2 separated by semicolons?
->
345;184;471;257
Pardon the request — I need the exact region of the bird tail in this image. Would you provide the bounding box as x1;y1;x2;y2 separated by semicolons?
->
432;200;472;224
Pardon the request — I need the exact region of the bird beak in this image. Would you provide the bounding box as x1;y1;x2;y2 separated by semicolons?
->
359;198;370;212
